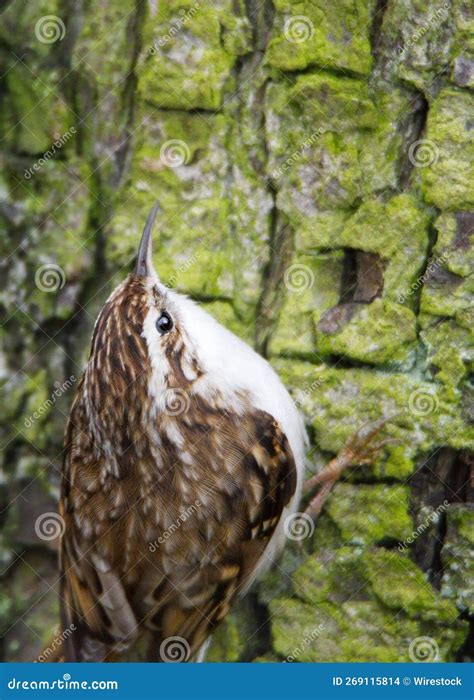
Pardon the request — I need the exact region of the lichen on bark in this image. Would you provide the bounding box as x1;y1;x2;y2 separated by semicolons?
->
0;0;472;662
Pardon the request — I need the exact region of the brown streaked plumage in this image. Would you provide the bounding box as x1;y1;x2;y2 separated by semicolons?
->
59;205;306;662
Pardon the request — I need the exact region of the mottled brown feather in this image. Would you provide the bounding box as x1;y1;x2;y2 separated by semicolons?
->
59;275;297;661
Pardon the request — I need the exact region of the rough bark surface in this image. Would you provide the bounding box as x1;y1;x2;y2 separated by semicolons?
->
0;0;472;662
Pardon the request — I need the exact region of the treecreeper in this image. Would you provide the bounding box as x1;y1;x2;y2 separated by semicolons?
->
53;205;389;662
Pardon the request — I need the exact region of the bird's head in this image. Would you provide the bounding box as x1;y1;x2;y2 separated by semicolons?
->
82;204;253;452
74;204;303;480
84;204;205;424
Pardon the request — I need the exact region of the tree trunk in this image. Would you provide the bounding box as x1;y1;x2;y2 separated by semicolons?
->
0;0;472;662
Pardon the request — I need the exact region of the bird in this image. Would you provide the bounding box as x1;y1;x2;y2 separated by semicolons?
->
58;203;308;662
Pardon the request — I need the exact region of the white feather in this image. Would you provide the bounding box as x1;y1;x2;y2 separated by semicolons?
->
142;278;308;583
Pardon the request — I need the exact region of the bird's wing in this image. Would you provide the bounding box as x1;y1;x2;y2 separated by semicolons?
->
60;395;297;661
142;408;298;659
60;524;139;661
59;389;139;661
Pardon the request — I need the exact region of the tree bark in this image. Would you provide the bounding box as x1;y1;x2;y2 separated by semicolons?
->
0;0;472;662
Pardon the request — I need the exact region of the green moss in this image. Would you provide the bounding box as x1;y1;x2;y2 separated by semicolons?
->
224;78;274;317
206;614;242;661
379;0;453;90
276;361;473;469
66;0;145;192
295;211;350;251
139;52;235;112
441;504;474;612
358;89;414;196
265;76;383;211
421;320;472;386
2;552;59;661
365;549;460;624
325;484;412;545
292;557;333;605
266;0;373;76
1;66;74;155
72;0;138;86
315;298;417;366
20;369;49;426
292;197;430;312
287;74;377;130
274;544;468;661
422;89;474;209
0;0;62;47
259;547;306;606
371;446;415;480
138;0;249;110
108;108;234;296
292;546;367;606
270;251;344;357
419;212;474;318
108;104;271;316
339;600;422;662
3;369;71;454
270;580;465;662
432;212;474;279
453;0;474;36
420;268;474;318
433;346;467;386
253;653;281;662
2;158;93;321
340;194;431;307
456;306;474;330
270;598;344;662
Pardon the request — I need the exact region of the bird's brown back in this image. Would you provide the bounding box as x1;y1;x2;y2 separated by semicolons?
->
59;278;297;661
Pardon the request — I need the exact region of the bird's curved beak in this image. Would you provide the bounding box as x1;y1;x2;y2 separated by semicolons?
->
135;202;161;277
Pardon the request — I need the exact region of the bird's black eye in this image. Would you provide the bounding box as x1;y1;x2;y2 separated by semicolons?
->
156;311;173;335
